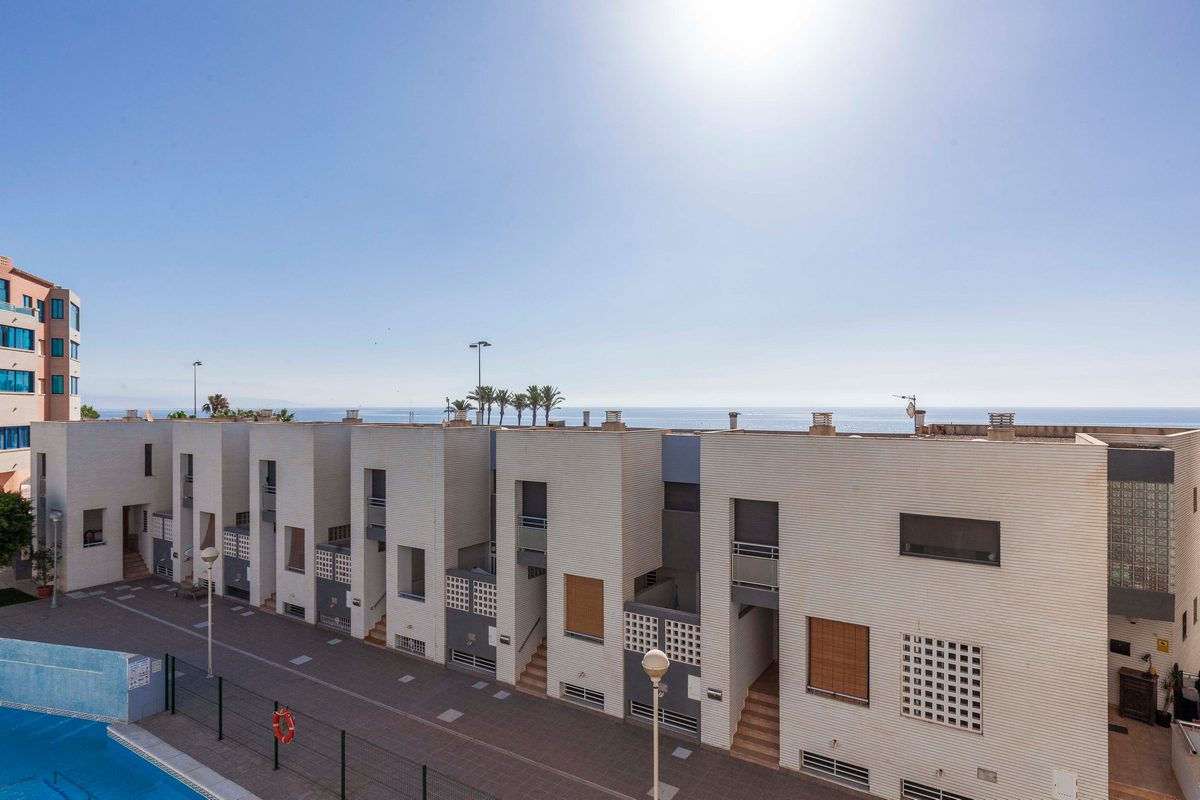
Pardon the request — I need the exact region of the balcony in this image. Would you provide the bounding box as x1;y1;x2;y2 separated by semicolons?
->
662;509;700;572
181;475;193;508
0;301;36;317
731;540;779;609
261;484;276;522
366;496;386;540
517;515;547;568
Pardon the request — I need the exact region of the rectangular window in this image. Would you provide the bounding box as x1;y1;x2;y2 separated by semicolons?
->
50;338;63;357
22;295;31;308
0;369;35;393
144;443;153;476
0;279;8;303
734;498;779;545
51;375;64;394
664;481;700;513
0;325;35;351
36;300;43;321
0;426;31;450
83;508;105;547
564;574;604;642
807;617;869;705
70;303;80;331
521;480;548;519
397;545;426;601
70;341;79;360
50;299;64;319
899;513;1000;566
285;526;306;573
69;376;78;395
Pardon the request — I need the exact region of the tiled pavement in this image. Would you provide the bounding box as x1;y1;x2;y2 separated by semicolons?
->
0;579;862;800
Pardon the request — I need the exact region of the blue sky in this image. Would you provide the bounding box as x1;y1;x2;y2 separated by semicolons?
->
2;1;1197;409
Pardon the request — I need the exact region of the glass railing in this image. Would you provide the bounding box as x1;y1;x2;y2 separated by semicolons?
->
0;301;36;317
732;540;779;590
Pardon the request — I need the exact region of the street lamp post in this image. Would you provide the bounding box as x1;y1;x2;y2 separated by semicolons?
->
192;361;203;418
48;509;63;609
200;546;219;677
468;341;491;425
641;648;670;800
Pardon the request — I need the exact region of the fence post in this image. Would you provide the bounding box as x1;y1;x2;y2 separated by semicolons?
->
421;764;427;800
170;656;176;715
273;701;280;771
340;730;346;800
163;652;169;711
218;677;224;741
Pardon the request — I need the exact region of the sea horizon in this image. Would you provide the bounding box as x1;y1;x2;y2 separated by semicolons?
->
94;405;1200;433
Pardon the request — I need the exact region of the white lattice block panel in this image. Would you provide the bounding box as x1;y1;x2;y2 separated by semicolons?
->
624;612;659;654
664;619;701;666
446;575;471;612
901;633;982;733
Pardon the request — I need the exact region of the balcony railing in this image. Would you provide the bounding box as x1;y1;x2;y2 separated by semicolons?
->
262;483;276;494
517;516;547;553
0;301;36;317
368;496;386;508
732;540;779;591
183;474;193;483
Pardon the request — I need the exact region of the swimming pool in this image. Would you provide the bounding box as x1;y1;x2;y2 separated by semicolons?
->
0;706;206;799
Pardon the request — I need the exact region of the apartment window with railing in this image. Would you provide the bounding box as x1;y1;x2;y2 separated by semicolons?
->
0;426;30;450
369;468;386;506
731;498;779;590
0;325;34;351
70;302;80;331
564;574;604;642
398;545;426;601
51;299;64;319
807;617;869;706
0;369;35;393
83;508;105;548
50;338;64;357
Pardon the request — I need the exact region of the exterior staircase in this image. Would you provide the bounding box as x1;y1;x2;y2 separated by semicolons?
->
365;615;388;648
259;592;276;614
516;640;547;696
731;663;780;769
122;552;151;581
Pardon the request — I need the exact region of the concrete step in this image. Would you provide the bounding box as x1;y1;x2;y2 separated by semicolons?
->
730;739;779;768
748;686;779;703
1108;781;1183;800
742;699;780;720
737;715;780;738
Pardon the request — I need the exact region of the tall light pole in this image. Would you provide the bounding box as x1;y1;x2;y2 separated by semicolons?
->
192;361;203;418
468;341;491;425
48;509;63;609
642;649;670;800
200;546;219;677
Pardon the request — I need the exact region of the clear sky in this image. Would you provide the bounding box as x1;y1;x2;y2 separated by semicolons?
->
2;1;1197;409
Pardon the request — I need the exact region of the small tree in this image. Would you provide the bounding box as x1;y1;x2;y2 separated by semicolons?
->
201;393;229;417
0;492;34;569
31;548;54;587
80;404;100;420
512;393;530;426
276;408;296;422
167;410;190;419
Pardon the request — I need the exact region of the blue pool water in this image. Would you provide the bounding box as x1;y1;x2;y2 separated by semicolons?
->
0;707;205;799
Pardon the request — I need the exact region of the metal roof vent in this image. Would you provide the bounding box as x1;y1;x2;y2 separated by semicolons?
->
729;411;740;430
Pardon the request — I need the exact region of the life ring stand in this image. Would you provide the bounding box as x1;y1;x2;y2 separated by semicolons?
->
273;707;296;743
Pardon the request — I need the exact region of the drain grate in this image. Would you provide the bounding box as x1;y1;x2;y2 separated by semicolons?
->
1109;723;1129;734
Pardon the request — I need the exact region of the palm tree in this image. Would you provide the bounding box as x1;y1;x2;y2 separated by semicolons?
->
540;385;564;424
467;385;496;423
80;404;100;420
451;399;474;412
525;385;542;427
201;393;229;417
167;410;189;419
512;393;530;426
276;408;296;422
494;389;512;426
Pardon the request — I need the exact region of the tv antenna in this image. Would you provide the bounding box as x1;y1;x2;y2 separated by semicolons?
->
894;394;917;419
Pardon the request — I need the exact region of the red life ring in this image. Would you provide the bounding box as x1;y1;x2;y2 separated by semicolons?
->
273;708;296;743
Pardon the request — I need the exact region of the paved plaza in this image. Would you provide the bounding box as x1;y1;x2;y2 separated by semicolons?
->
0;580;860;800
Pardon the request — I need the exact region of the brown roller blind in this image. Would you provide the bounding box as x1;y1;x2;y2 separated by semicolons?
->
808;617;869;705
564;574;604;640
201;515;215;550
287;527;306;571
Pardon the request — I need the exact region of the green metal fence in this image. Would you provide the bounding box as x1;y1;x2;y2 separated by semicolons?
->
165;654;494;800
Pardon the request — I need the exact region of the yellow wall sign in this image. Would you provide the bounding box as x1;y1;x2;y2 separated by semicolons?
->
1158;638;1170;653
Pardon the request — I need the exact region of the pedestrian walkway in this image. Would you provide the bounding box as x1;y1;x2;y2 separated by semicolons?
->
0;578;860;800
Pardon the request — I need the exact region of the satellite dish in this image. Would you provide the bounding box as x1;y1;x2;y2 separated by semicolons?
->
906;402;916;419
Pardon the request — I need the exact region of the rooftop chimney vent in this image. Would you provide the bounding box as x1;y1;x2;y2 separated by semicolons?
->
258;409;274;421
987;411;1016;442
809;411;836;436
582;410;591;427
124;409;138;420
342;409;362;423
601;410;626;432
729;411;740;430
988;412;1015;427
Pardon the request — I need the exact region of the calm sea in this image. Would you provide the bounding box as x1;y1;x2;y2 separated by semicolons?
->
98;407;1200;433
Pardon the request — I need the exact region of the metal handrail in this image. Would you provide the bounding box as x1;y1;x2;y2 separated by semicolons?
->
732;540;778;559
368;496;386;507
262;484;276;494
1178;720;1200;755
183;474;193;483
519;615;543;652
370;592;387;611
806;685;869;705
518;515;547;529
53;770;99;800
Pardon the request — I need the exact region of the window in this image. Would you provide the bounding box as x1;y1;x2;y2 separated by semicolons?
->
50;338;63;357
144;443;153;476
83;508;105;547
285;527;306;573
800;752;869;790
1109;481;1174;593
561;683;604;708
51;375;64;394
22;295;31;308
564;574;604;642
0;426;30;450
70;376;79;395
899;513;1000;566
397;545;426;601
70;303;80;331
901;633;981;733
70;341;79;360
521;480;547;519
0;325;34;351
51;299;64;319
0;279;8;303
665;481;700;513
36;300;43;321
901;780;975;800
0;370;35;393
807;617;869;705
734;499;779;544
